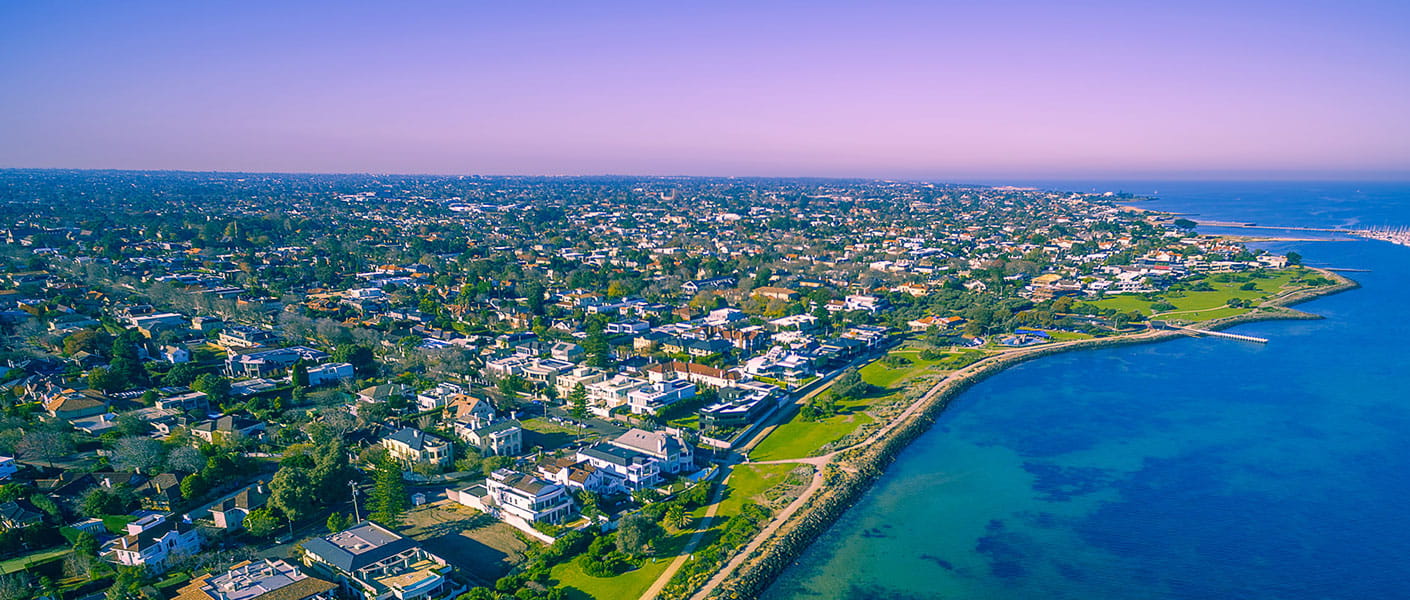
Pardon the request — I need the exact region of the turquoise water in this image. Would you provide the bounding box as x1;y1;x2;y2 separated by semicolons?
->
764;182;1410;599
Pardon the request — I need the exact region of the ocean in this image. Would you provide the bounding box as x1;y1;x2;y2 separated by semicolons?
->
762;181;1410;600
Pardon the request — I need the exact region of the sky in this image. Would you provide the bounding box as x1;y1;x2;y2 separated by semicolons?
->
1;1;1408;180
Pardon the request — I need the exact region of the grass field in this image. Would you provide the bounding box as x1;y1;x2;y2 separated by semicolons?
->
749;350;949;461
552;529;692;600
1084;269;1306;320
0;547;70;575
717;464;796;517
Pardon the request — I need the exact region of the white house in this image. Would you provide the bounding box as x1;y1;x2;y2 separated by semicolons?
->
105;514;201;573
0;456;16;480
306;362;354;387
625;379;696;415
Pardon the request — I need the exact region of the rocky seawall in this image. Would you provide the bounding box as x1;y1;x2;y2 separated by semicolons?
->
708;272;1359;600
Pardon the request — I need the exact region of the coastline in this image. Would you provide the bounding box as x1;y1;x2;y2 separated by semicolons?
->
698;268;1360;600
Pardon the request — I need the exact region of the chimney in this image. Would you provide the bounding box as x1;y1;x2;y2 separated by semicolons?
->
255;480;266;494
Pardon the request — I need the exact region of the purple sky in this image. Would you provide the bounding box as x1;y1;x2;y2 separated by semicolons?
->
2;1;1407;179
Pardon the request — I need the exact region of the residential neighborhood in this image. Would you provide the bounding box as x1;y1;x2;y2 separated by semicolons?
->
0;172;1324;600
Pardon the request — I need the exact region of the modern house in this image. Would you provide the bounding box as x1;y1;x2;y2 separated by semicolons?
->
625;379;697;415
302;522;460;600
191;415;267;444
173;559;337;600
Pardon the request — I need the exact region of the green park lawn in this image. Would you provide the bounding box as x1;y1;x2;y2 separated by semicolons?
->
551;528;693;600
750;350;951;461
0;547;70;575
717;464;796;517
1084;269;1305;320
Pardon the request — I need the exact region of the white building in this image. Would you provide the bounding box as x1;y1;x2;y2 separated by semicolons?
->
625;379;697;415
105;514;201;573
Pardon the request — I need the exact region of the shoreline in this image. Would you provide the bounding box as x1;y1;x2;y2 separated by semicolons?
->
700;269;1359;600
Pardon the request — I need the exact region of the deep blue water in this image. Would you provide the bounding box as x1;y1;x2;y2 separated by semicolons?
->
764;182;1410;600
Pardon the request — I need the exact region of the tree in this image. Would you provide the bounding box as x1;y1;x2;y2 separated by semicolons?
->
166;445;206;473
1173;218;1197;230
72;530;99;556
111;436;166;473
268;466;315;524
87;367;124;393
242;507;278;538
326;512;352;533
664;504;688;531
567;383;588;421
106;567;149;600
1286;251;1303;266
333;344;376;376
370;460;408;527
162;362;201;387
180;473;207;500
191;374;231;405
17;429;74;469
291;360;310;388
830;367;871;401
616;513;664;557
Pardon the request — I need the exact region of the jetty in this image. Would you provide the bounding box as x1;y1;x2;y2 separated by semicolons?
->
1173;325;1268;344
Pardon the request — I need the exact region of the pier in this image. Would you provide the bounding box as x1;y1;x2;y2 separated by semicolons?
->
1173;325;1268;344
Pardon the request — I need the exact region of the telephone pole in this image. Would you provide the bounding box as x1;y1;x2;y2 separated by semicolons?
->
350;480;361;523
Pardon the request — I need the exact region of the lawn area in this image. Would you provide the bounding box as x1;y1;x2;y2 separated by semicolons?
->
1084;269;1306;318
103;514;138;534
749;411;873;461
0;547;70;575
717;464;795;517
552;529;693;600
1044;330;1094;341
750;350;951;461
857;353;940;389
1158;307;1251;322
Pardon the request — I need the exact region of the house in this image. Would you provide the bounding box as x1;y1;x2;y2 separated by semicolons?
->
751;286;800;301
0;456;16;480
173;559;338;600
625;379;697;415
682;277;737;293
382;428;452;468
455;419;523;457
699;382;781;429
415;383;465;412
205;482;270;530
306;362;355;387
604;321;650;336
356;384;412;409
157;391;210;414
450;469;574;526
576;429;694;491
537;458;615;495
445;394;496;424
161;345;192;364
45;389;110;420
549;342;585;362
226;346;330;378
0;500;42;530
302;521;460;600
136;473;184;511
585;375;647;417
191;415;267;444
218;325;277;349
642;361;741;389
105;513;201;573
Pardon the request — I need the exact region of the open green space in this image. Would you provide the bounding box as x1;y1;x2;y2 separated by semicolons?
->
1083;269;1307;321
750;349;955;461
0;547;70;575
718;464;795;517
551;529;692;600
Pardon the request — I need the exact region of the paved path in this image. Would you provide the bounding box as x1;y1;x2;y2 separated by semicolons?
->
638;468;733;600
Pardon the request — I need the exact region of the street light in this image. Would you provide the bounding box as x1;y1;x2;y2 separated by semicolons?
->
350;480;361;523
